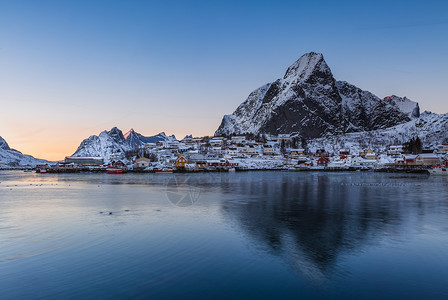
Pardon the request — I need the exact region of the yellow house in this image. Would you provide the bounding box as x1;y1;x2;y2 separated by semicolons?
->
359;148;374;158
175;156;187;168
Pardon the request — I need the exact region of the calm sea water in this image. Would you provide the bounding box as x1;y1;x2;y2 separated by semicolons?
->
1;170;448;299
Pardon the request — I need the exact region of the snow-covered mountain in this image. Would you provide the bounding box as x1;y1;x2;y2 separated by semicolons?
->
307;111;448;153
124;128;176;148
215;52;419;137
71;127;177;161
0;136;47;167
382;95;420;119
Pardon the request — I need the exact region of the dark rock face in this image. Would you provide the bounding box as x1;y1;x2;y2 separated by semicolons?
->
215;52;418;138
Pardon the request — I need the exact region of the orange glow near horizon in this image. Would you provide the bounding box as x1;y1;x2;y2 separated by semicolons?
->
2;124;217;162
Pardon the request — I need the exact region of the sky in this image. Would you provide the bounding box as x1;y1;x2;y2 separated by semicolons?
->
0;0;447;161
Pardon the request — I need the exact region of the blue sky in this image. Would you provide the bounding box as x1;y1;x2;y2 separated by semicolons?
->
0;0;447;159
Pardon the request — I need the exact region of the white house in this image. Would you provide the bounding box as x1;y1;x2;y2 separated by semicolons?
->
165;141;180;149
388;145;404;156
134;157;151;168
210;137;225;146
242;145;257;155
352;157;378;168
211;146;224;154
231;136;246;144
263;144;274;155
227;147;239;157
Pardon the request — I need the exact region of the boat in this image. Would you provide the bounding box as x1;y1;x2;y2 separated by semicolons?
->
39;169;47;174
429;166;448;176
154;168;173;174
107;168;123;174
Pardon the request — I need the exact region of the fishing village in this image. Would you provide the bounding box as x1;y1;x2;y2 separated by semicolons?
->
33;134;448;175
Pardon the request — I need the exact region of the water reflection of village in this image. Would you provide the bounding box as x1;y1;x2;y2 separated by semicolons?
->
36;134;448;174
219;172;447;281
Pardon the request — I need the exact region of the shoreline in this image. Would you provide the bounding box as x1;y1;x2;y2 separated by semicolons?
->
1;167;431;174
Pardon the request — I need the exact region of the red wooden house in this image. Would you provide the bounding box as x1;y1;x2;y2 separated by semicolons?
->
315;150;330;157
316;157;330;166
110;160;126;168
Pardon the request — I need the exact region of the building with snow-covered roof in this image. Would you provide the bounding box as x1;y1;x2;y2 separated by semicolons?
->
416;154;440;166
365;151;378;160
165;141;180;149
210;137;225;146
263;144;274;155
231;136;246;144
65;157;104;166
278;134;291;142
242;145;257;155
288;149;304;158
227;147;239;157
388;145;404;156
134;157;151;169
144;143;157;149
339;149;350;156
211;146;224;154
352;157;378;168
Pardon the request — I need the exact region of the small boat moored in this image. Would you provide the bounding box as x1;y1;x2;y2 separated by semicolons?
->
429;166;448;176
154;168;174;174
107;168;123;174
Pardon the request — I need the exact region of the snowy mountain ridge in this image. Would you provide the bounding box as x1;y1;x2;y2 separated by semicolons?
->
307;111;448;153
0;136;48;167
71;127;177;161
215;52;419;138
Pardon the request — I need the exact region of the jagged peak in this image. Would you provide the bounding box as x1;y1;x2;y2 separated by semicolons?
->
383;95;408;101
383;95;420;118
283;52;332;83
0;136;11;150
124;128;135;139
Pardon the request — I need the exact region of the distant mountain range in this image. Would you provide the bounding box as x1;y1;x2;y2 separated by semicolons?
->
215;52;420;137
0;136;47;167
71;127;177;162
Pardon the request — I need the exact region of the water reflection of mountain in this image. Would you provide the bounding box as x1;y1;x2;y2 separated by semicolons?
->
220;172;434;281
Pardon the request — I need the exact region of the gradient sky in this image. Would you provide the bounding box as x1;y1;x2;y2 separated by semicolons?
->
1;0;447;160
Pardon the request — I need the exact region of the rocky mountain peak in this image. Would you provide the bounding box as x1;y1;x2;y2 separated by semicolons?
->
72;128;178;162
283;52;333;85
0;136;11;151
215;52;418;138
383;95;420;118
124;128;135;139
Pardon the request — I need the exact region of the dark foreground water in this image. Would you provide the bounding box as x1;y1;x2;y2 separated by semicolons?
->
1;171;448;299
